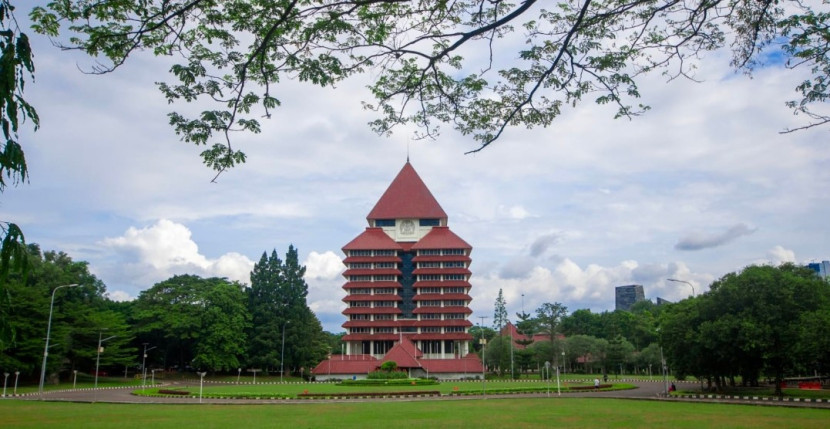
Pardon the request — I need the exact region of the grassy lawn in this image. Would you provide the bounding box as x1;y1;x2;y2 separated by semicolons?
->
133;379;624;398
1;398;828;428
12;378;151;394
676;386;830;400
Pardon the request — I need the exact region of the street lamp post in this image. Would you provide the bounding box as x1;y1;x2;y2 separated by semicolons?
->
280;321;290;383
141;343;156;388
13;371;19;395
237;368;241;384
95;332;117;390
667;278;695;296
478;316;488;398
544;361;550;397
151;369;156;386
39;283;80;399
661;346;668;397
3;372;8;397
556;365;561;396
198;372;207;403
72;370;77;388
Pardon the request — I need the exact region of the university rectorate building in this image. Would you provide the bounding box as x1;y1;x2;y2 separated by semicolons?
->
312;162;484;380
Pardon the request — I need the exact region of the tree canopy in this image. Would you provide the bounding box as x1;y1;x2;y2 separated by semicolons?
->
660;263;830;395
25;0;830;179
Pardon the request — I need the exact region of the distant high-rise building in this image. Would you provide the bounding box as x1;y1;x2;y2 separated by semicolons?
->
807;261;829;280
615;284;645;311
655;297;672;306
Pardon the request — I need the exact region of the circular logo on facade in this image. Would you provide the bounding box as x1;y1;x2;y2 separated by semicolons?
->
401;219;415;235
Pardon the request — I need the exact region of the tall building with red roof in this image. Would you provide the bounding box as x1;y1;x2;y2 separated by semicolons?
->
312;162;482;379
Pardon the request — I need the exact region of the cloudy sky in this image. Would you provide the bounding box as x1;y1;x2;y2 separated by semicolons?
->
4;7;828;332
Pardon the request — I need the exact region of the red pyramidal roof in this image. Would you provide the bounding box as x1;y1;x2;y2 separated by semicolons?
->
367;162;448;221
342;228;403;251
411;227;471;250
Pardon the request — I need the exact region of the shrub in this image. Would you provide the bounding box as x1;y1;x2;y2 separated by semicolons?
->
367;370;408;380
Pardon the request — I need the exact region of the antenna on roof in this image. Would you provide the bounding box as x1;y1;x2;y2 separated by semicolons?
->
407;139;410;163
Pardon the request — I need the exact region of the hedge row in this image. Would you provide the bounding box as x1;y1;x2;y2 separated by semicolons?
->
338;379;438;386
298;391;440;399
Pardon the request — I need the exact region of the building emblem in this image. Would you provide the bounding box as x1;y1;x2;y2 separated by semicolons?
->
401;219;415;235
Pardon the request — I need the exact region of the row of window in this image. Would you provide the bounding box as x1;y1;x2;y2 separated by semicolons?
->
349;288;397;295
349;262;397;269
350;314;395;321
374;219;442;227
418;300;467;307
348;275;397;282
349;301;396;308
417;287;466;294
348;250;397;257
350;326;466;334
417;261;466;268
351;313;466;321
349;274;466;282
350;300;466;308
417;274;467;281
418;249;466;256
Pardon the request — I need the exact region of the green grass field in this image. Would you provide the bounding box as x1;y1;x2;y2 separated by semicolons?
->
135;379;609;397
1;397;828;428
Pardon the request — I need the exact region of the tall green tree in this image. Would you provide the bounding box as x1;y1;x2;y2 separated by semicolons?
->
535;302;568;365
492;289;508;331
483;335;512;376
191;280;249;371
246;245;326;376
26;1;830;179
560;309;602;338
536;302;568;343
134;274;249;372
246;250;284;371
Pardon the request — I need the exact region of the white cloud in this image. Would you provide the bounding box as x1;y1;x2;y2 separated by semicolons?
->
497;204;532;220
304;251;345;280
472;258;714;317
97;219;254;296
106;290;133;302
765;245;797;265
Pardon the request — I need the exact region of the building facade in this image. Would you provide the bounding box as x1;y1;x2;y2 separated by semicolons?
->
312;162;482;379
615;284;645;311
807;261;830;280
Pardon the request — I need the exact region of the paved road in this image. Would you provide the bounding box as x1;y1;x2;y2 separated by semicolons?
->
15;380;828;409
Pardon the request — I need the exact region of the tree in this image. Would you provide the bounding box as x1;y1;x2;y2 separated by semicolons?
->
535;302;568;343
492;288;508;331
133;274;249;372
660;263;830;395
246;250;285;371
0;245;134;382
560;309;602;338
191;280;249;372
535;302;568;365
514;310;537;349
469;325;496;355
565;334;603;373
606;335;634;376
26;1;830;180
246;245;327;376
483;335;512;376
0;1;36;305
